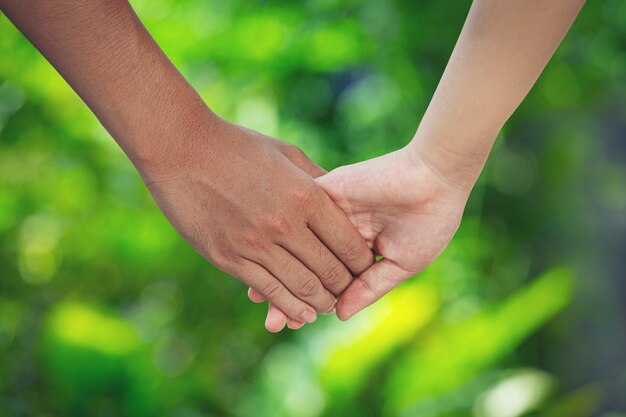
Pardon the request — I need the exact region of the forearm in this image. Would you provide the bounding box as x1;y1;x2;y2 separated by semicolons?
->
408;0;585;188
0;0;213;176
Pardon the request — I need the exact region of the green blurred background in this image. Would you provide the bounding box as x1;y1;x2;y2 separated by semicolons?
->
1;0;626;416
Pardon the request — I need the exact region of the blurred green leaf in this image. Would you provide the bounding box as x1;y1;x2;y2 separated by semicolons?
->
386;268;574;413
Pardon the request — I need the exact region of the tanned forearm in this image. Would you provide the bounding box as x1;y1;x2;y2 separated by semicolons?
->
0;0;377;329
0;0;211;176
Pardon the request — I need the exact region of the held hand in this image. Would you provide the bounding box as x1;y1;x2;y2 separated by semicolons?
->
252;146;473;327
140;115;374;327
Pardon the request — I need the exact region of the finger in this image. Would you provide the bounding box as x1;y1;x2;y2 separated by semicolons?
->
335;258;414;321
250;289;302;331
265;303;288;333
308;197;375;276
252;286;316;330
287;317;305;330
279;229;353;296
240;260;318;324
261;299;304;330
248;288;337;316
253;246;337;314
248;287;265;303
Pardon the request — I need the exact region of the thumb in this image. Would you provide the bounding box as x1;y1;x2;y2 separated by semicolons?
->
282;146;327;178
335;258;414;321
296;156;327;178
314;165;349;199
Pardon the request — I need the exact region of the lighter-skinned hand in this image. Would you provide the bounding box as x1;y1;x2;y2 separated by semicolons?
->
249;146;472;328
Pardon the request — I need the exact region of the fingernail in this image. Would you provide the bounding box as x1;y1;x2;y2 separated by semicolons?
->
288;321;305;330
301;310;317;323
337;310;352;321
321;307;336;315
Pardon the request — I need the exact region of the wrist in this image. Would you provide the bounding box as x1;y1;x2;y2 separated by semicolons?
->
121;93;224;184
91;44;223;181
404;129;495;193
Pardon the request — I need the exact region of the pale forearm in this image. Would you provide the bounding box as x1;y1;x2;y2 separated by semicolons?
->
0;0;213;176
408;0;585;188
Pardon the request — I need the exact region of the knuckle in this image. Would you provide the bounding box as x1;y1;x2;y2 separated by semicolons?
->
263;213;292;236
260;280;283;299
340;234;365;261
320;261;347;286
292;186;319;210
321;297;336;313
298;277;320;298
274;255;299;278
242;235;270;253
359;275;379;299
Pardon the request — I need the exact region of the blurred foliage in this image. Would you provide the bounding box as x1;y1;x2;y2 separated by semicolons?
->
1;0;626;416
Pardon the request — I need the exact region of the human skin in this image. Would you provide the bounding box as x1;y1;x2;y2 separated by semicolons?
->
0;0;376;324
255;0;586;329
